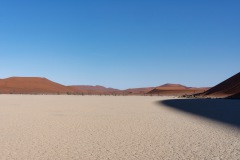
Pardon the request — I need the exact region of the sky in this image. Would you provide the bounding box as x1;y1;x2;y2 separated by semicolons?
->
0;0;240;89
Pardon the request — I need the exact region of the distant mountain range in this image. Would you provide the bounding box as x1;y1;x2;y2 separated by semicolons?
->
0;77;154;95
0;76;209;96
70;85;156;95
69;85;122;94
1;72;239;99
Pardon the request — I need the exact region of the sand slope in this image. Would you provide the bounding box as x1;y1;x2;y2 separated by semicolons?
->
203;72;240;98
0;95;239;159
228;93;240;99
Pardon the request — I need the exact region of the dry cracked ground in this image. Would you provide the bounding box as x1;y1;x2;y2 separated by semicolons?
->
0;95;239;160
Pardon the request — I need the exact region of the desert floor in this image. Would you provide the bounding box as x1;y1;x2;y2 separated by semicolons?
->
0;95;239;160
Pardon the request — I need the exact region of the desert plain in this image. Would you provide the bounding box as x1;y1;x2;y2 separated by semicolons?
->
0;95;239;160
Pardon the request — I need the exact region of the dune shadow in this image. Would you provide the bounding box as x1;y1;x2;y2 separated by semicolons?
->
159;99;240;128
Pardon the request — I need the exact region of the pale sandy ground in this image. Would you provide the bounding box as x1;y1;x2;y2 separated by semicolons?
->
0;95;239;160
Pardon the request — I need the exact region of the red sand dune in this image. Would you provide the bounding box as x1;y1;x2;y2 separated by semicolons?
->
202;72;240;98
148;83;209;96
0;77;77;94
155;84;189;90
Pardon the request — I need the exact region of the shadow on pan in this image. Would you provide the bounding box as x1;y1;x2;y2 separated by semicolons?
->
158;99;240;128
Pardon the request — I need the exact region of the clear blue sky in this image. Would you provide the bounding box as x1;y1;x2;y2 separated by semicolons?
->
0;0;239;89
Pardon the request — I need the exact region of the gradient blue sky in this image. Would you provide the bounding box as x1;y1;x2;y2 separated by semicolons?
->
0;0;239;89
